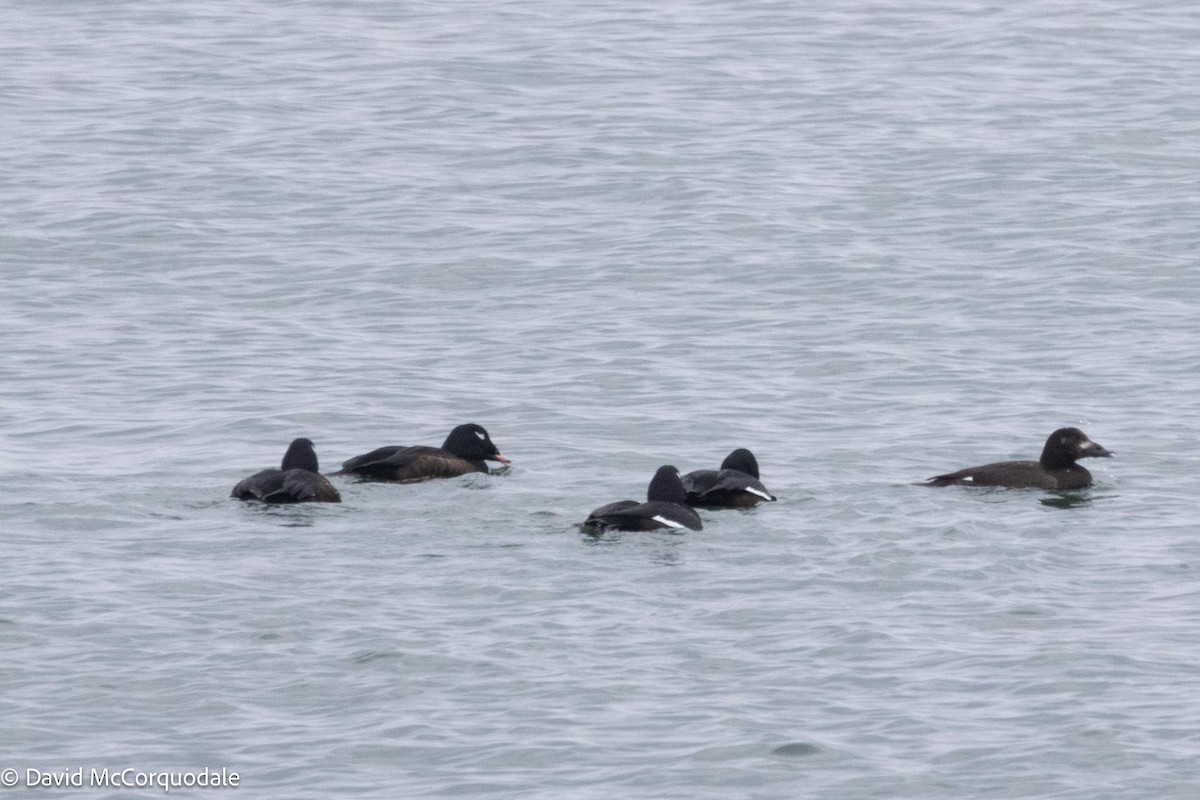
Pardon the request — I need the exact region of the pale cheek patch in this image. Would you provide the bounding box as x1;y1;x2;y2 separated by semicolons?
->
651;515;685;529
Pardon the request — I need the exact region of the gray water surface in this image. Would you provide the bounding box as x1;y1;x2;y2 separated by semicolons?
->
3;1;1199;797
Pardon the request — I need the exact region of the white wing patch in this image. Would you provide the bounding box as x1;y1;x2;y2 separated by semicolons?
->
651;515;685;529
746;487;773;500
962;475;974;482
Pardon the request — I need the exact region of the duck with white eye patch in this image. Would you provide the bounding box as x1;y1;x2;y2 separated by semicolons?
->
681;448;777;509
336;423;511;482
920;427;1114;490
231;438;342;503
583;465;703;532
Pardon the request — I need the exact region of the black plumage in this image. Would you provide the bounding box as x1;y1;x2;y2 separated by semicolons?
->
681;448;776;509
338;423;511;482
584;465;703;531
921;427;1114;490
231;438;342;504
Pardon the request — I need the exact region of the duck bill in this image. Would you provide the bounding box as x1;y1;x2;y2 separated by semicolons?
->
490;453;513;464
1082;441;1114;458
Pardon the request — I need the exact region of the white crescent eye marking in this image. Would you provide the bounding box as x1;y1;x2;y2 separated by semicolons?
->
475;431;487;440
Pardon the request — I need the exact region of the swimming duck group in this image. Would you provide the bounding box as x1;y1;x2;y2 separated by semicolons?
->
232;424;1115;529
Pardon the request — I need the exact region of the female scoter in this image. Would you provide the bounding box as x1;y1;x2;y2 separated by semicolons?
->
921;427;1113;490
337;423;511;482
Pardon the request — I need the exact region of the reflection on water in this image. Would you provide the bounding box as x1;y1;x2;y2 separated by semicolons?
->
580;526;690;566
1040;493;1098;510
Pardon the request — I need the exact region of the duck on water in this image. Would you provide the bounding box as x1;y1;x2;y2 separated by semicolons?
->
920;427;1114;490
681;448;776;509
336;423;511;482
583;465;703;532
231;438;342;503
